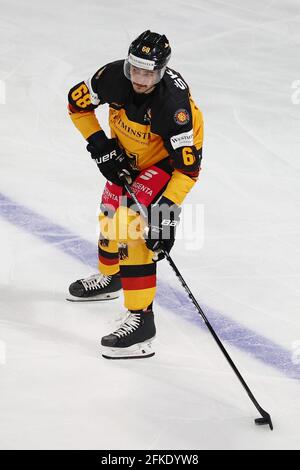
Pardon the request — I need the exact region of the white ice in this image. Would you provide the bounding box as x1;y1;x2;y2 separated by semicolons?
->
0;0;300;450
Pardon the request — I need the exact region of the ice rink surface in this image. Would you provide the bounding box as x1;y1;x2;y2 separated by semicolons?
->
1;0;300;450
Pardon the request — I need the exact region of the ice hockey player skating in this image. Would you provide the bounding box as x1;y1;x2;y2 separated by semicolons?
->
67;30;204;359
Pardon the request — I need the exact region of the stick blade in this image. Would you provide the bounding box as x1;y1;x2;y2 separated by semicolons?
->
255;414;273;430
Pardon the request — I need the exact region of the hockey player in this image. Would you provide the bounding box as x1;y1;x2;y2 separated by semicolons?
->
67;30;204;359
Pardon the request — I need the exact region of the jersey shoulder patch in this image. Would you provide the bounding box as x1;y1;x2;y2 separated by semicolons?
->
152;67;191;131
152;78;192;138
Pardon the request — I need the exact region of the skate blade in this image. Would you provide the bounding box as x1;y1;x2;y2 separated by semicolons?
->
66;291;121;302
101;339;155;360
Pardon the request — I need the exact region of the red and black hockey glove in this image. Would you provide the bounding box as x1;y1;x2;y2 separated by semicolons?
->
145;196;181;261
87;131;134;186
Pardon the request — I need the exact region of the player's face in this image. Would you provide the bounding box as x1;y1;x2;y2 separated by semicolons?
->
130;66;158;94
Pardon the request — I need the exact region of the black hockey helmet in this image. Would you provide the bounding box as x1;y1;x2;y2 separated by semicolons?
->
124;30;171;83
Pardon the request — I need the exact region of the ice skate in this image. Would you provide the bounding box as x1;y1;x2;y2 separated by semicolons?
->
67;272;121;302
101;308;156;359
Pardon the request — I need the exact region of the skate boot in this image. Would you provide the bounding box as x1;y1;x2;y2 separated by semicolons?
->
101;308;156;359
67;272;121;301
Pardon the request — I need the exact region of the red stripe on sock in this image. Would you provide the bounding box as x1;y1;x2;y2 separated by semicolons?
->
99;255;119;266
121;274;156;290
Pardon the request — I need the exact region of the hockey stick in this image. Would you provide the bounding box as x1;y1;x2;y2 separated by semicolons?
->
119;173;273;430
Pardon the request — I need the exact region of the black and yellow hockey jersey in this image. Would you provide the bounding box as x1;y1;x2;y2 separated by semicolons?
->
68;60;204;205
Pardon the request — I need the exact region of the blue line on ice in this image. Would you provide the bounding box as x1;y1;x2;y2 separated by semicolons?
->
1;191;299;380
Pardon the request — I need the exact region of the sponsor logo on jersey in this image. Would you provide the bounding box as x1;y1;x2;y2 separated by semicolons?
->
114;116;150;140
174;108;190;125
102;187;119;202
139;169;158;181
132;181;153;197
170;129;194;149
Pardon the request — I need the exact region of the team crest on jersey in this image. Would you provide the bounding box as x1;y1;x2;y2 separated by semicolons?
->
174;108;190;125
